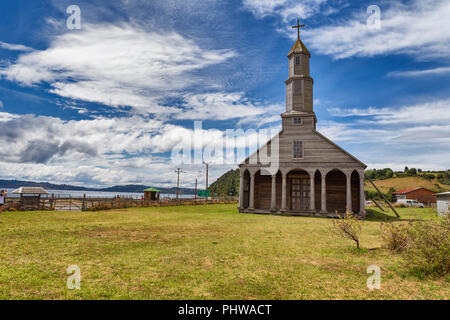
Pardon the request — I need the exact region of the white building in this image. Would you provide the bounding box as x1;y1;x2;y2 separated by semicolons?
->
435;192;450;217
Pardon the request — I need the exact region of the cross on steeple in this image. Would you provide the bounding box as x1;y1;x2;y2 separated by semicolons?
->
292;19;305;40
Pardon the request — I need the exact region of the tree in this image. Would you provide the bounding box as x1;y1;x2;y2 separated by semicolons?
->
386;187;396;202
408;168;417;175
404;166;409;173
386;168;394;178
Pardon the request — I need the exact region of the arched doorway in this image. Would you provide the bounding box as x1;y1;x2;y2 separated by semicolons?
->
287;170;311;211
326;169;346;213
242;170;250;209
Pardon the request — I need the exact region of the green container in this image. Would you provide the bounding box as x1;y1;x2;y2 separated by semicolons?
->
197;190;210;197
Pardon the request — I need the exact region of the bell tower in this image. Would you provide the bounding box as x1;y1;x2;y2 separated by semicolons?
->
285;20;314;115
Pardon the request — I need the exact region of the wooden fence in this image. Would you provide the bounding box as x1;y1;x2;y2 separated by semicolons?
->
4;196;238;212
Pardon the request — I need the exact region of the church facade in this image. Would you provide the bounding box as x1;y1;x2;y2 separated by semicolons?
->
238;26;367;217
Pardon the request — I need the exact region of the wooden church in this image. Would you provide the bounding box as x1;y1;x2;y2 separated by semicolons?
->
238;21;367;217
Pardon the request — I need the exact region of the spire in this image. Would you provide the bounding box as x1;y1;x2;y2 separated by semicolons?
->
288;19;310;57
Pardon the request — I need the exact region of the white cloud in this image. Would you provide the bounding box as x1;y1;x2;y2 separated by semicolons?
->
243;0;329;20
175;92;271;121
387;67;450;77
303;0;450;59
0;41;34;52
0;111;263;186
319;99;450;170
0;23;236;114
328;99;450;125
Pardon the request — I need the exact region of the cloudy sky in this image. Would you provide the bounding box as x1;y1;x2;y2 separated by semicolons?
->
0;0;449;188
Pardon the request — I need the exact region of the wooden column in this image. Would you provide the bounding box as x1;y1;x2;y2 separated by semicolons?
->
281;173;287;212
239;170;244;209
270;174;277;211
346;172;352;213
309;171;315;212
359;172;366;215
249;171;255;210
321;172;327;213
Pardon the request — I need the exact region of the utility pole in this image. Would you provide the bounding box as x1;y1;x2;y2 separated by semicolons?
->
194;179;198;203
175;168;184;201
203;162;210;190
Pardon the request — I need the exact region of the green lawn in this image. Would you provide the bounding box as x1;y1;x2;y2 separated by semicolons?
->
0;205;448;300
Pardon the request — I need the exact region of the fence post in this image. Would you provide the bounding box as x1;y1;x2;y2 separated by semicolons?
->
51;193;55;210
82;194;86;211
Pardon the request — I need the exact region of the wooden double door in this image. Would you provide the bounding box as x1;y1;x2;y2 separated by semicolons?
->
290;175;310;211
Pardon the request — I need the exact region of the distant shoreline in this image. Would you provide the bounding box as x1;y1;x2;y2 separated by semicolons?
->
0;179;196;195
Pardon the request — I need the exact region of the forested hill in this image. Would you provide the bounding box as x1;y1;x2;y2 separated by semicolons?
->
208;169;240;196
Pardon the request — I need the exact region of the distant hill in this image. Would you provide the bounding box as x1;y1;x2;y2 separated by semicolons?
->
365;175;450;194
0;180;196;194
208;169;239;196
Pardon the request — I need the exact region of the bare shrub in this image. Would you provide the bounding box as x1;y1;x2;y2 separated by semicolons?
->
332;211;363;249
380;222;410;253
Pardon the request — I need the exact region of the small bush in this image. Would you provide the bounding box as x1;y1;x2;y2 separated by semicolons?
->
404;218;449;276
380;215;450;276
380;222;409;253
332;211;363;249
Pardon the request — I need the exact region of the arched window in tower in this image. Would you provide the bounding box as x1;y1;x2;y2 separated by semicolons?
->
295;55;301;65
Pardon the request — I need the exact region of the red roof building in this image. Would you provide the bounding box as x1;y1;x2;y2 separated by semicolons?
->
392;187;437;205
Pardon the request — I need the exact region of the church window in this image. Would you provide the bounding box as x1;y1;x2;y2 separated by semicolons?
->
293;117;303;125
295;55;301;65
293;141;303;159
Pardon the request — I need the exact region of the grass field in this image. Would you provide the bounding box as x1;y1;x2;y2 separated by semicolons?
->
0;205;448;300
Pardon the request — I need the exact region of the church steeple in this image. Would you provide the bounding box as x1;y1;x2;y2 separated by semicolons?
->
289;19;310;57
284;19;314;116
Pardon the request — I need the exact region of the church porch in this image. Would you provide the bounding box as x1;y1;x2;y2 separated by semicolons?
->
238;167;365;217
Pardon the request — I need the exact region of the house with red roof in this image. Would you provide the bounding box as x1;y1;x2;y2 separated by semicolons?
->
392;187;437;205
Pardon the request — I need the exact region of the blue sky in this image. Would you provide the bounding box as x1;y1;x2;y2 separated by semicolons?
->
0;0;449;188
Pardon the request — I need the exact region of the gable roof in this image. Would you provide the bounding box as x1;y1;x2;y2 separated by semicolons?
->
12;187;49;195
312;129;367;168
392;187;434;194
240;129;367;168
